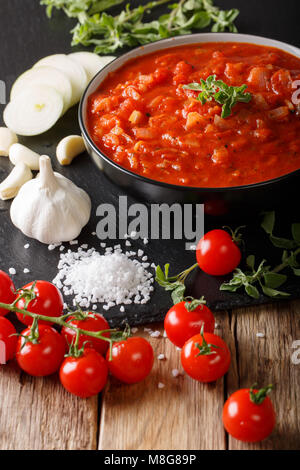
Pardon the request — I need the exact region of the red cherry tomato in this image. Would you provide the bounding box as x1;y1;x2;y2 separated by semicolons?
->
16;281;64;326
164;301;215;348
196;229;241;276
0;317;17;362
181;332;231;382
107;337;154;384
0;271;16;317
61;312;110;355
16;325;66;376
60;348;108;398
223;387;276;442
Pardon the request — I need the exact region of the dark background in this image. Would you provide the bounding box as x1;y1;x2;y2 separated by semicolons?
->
0;0;300;327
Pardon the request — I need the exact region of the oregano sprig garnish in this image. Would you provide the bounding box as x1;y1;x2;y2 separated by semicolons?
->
183;75;251;118
220;255;289;299
41;0;239;54
220;212;300;299
155;263;201;306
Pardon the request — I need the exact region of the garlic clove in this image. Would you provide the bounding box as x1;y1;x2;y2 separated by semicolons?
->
9;143;40;170
0;162;32;200
0;127;18;157
56;135;86;165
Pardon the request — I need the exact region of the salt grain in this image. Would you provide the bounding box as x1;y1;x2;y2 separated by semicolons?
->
131;327;138;334
158;354;165;360
172;369;180;377
23;268;30;274
158;382;165;389
256;332;265;338
150;330;160;338
9;268;16;275
24;244;30;249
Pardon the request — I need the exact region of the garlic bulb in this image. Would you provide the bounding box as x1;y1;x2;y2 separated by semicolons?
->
10;155;91;244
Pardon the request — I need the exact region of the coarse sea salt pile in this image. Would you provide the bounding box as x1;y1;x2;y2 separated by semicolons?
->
52;246;154;310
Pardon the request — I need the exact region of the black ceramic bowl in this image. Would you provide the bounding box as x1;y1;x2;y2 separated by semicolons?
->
79;33;300;215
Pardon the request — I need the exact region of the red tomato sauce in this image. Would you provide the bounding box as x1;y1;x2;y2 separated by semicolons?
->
87;42;300;187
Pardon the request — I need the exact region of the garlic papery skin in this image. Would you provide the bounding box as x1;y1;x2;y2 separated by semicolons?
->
9;143;40;170
10;155;91;244
0;162;32;200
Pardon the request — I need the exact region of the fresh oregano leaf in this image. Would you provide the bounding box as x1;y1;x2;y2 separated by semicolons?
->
261;211;275;235
263;272;287;289
171;284;186;304
246;254;255;270
292;223;300;244
245;284;260;299
260;285;290;298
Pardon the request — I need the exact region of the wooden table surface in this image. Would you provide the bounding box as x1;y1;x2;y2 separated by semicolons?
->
1;300;299;450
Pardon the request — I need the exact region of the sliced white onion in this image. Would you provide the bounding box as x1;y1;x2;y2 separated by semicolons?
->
33;54;88;107
69;52;116;82
4;85;64;136
11;66;72;115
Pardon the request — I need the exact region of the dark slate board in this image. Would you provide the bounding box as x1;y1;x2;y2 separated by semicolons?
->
1;0;300;328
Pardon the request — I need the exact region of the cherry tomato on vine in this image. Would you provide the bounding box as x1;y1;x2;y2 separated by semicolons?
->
223;386;276;442
107;337;154;384
61;312;110;355
16;280;64;326
16;325;66;376
60;348;108;398
164;300;215;348
0;270;16;317
0;317;17;362
196;229;241;276
181;331;231;382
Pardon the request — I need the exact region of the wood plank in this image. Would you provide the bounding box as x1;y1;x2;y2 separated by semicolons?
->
226;301;300;450
99;314;232;450
0;360;98;450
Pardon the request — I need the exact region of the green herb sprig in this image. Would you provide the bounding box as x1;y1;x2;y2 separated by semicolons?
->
220;212;300;299
40;0;239;54
155;262;205;307
183;74;252;118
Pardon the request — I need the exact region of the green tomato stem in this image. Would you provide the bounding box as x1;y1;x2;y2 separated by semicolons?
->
0;301;116;344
